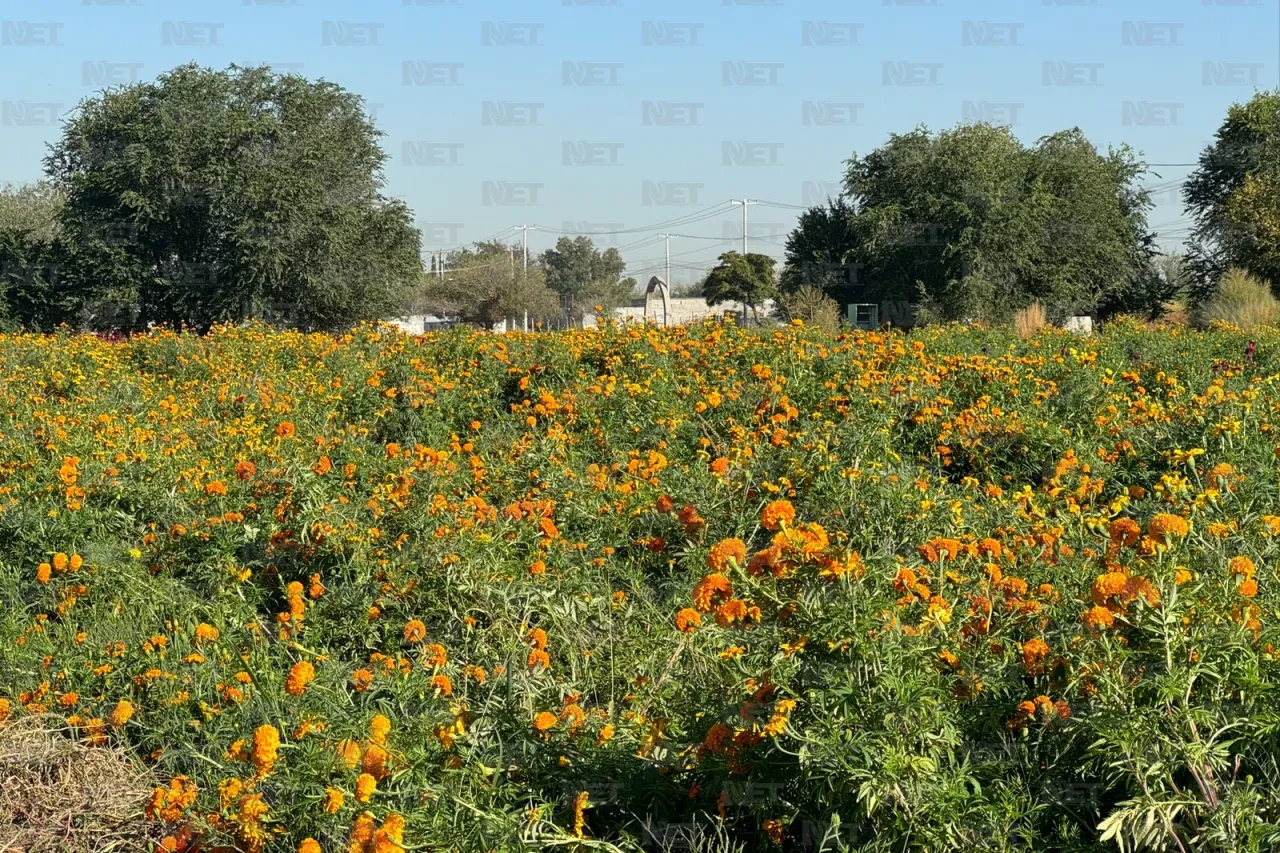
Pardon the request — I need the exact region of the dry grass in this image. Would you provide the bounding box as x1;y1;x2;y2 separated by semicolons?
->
781;286;842;334
1014;302;1047;338
1196;267;1280;330
0;716;157;853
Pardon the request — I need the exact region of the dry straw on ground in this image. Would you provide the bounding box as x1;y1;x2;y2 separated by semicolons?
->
0;716;156;853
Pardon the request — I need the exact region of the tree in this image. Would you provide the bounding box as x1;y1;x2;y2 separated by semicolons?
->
420;241;558;328
45;63;422;332
780;123;1157;322
1184;90;1280;305
703;252;777;323
539;236;631;320
779;196;860;303
0;182;84;330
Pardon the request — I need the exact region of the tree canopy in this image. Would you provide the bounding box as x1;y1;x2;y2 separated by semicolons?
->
703;251;778;322
539;236;631;320
43;63;421;332
1184;90;1280;304
782;123;1160;322
419;240;559;328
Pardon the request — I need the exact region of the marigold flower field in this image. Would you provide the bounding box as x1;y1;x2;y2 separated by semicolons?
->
1;319;1278;852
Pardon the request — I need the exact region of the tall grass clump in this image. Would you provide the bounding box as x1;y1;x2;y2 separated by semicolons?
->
1196;267;1280;329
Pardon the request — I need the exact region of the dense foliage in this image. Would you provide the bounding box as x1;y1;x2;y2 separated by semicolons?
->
0;320;1278;852
1185;90;1280;304
39;63;421;332
783;124;1165;322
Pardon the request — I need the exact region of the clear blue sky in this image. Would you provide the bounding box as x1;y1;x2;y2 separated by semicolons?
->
1;0;1276;284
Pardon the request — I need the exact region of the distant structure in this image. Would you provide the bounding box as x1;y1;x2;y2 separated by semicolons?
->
643;276;670;327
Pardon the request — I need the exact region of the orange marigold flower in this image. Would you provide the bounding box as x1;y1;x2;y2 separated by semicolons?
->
1147;513;1190;544
1108;517;1142;548
692;573;732;612
235;460;256;480
527;649;551;669
285;661;315;696
36;563;51;584
675;607;702;633
299;839;322;853
194;623;219;645
759;500;795;531
431;674;453;696
402;619;427;644
1240;578;1259;597
324;786;344;814
533;711;558;732
1083;605;1115;632
275;421;296;438
362;743;390;780
1021;638;1050;675
1091;572;1129;604
251;724;281;775
352;668;374;692
355;773;377;803
709;456;730;475
1229;556;1256;578
707;538;747;572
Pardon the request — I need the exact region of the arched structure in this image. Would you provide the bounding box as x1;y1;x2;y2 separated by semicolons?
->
643;276;670;327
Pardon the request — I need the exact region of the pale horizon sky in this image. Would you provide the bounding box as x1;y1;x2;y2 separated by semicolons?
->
0;0;1277;284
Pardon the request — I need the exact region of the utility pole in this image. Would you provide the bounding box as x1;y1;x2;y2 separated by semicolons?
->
659;234;675;328
515;225;531;274
731;199;758;325
437;251;444;280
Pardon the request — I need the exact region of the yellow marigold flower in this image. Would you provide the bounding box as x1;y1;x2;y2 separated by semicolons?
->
36;563;50;584
299;840;322;853
596;724;615;746
324;786;345;814
194;623;219;644
108;700;134;728
355;772;377;803
572;791;589;839
369;714;391;745
285;661;315;696
337;738;362;769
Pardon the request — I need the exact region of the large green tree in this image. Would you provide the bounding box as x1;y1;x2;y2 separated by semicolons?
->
539;236;631;320
781;123;1159;322
703;251;777;323
1184;90;1280;304
45;63;422;332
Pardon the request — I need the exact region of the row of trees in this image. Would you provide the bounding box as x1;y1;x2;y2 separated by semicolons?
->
1;59;1273;333
416;236;635;327
777;90;1280;324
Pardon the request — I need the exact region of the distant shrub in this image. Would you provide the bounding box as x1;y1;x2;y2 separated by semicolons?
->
780;285;841;334
1195;267;1280;329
